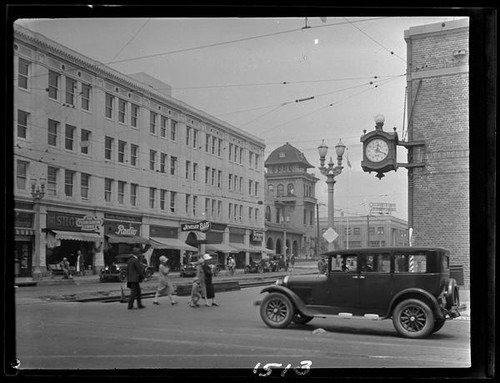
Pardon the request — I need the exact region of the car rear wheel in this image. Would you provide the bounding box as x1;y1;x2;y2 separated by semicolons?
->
431;319;446;334
392;299;435;339
118;269;127;282
244;266;250;274
257;265;264;273
260;292;294;328
292;313;314;325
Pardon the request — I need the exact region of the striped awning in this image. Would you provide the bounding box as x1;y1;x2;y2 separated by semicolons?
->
52;230;101;242
205;243;238;253
105;233;150;244
150;237;198;251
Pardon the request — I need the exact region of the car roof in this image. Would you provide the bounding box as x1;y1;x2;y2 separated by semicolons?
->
322;247;449;257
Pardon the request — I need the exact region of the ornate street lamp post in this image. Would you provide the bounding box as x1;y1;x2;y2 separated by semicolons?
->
317;139;346;251
30;177;46;279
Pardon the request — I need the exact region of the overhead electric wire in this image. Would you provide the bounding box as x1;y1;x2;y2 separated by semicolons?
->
107;17;388;65
105;18;151;65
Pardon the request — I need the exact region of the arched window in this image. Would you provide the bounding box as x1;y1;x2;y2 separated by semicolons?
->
287;183;295;195
268;184;274;193
277;184;284;196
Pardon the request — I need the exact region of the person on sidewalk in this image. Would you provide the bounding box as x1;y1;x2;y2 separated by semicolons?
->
76;250;85;276
153;256;177;306
200;253;219;307
127;250;146;310
188;277;202;307
59;257;71;279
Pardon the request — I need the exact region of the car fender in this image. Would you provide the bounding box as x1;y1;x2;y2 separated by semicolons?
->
260;285;313;317
388;288;443;320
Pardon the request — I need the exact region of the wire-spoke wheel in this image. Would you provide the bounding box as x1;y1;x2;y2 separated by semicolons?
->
392;299;434;338
260;293;294;328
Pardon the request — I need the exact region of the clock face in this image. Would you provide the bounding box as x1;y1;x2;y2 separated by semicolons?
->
365;138;389;163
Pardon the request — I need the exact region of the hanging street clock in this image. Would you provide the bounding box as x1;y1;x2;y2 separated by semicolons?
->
360;114;398;179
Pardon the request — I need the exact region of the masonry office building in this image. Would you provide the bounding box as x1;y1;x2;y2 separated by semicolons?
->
13;24;267;279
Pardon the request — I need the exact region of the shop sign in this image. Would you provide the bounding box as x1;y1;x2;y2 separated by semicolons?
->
76;215;103;231
181;220;211;232
47;211;84;231
15;211;33;228
252;231;264;242
104;221;141;236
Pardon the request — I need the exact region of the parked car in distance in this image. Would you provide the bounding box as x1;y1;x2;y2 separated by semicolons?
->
257;247;466;339
180;255;221;277
99;254;154;282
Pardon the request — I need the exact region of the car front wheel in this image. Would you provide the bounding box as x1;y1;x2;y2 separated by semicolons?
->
260;292;294;328
392;299;435;339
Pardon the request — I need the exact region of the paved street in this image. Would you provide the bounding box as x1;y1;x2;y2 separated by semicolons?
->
13;265;471;374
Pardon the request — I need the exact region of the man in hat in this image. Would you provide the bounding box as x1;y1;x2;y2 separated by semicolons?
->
153;256;177;306
59;257;70;279
199;253;219;307
127;250;146;310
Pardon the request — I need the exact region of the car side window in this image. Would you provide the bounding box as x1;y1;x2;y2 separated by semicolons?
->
331;254;357;272
361;254;390;273
394;254;427;273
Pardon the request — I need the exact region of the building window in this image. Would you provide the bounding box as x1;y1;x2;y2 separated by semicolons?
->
130;183;138;206
161;116;168;138
287;183;295;196
211;169;216;186
171;120;177;140
193;129;198;148
353;227;361;235
65;124;76;151
105;178;113;202
48;70;59;100
170;191;176;213
65;77;77;105
229;143;233;161
218;201;222;218
255;154;260;168
205;166;210;184
217;170;222;188
18;58;30;89
160;153;167;173
118;99;127;123
249;207;253;223
265;206;271;221
64;170;75;197
218;139;222;156
150;150;157;171
130;144;138;166
160;189;167;210
277;184;284;196
81;83;91;110
48;119;59;147
170;156;177;175
185;126;191;146
105;136;113;160
131;103;139;127
150;111;157;134
193;162;198;181
205;134;210;152
249;180;253;195
228;203;232;220
377;227;384;235
118;140;126;163
17;110;29;139
193;195;198;216
118;181;126;204
185;194;190;214
211;199;216;217
211;136;216;154
255;182;259;197
185;160;191;179
81;129;91;154
81;173;90;200
105;93;114;119
16;160;29;190
47;166;58;196
228;174;232;190
149;187;156;208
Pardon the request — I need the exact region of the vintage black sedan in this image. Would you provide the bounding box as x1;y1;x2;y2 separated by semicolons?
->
99;254;154;282
257;247;466;339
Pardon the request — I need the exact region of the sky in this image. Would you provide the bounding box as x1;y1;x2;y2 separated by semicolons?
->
15;15;469;221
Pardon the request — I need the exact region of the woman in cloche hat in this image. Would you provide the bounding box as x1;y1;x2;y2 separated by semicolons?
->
198;253;219;307
153;255;177;306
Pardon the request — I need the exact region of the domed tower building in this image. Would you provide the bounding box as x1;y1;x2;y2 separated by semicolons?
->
264;143;319;262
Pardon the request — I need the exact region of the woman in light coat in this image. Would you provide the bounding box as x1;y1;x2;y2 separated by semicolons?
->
153;256;177;306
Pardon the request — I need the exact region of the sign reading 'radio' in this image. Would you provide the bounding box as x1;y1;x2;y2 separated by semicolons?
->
181;220;211;232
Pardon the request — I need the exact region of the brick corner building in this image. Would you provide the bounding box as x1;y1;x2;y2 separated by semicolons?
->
405;19;470;287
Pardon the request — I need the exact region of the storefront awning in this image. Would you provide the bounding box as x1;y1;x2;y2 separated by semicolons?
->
105;233;150;244
230;243;254;252
51;230;102;242
205;243;238;253
250;245;276;255
150;237;198;251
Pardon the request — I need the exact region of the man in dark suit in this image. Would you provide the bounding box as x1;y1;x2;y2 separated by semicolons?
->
127;250;146;310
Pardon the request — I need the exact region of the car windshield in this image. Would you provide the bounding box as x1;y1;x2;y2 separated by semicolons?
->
114;256;131;263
